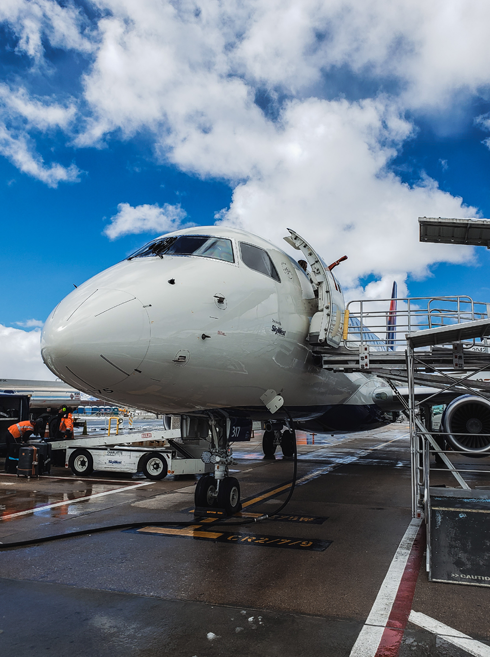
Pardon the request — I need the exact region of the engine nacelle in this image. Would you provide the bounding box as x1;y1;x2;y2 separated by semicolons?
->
442;395;490;456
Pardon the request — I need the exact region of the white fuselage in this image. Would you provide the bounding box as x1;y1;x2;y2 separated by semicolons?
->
41;226;384;426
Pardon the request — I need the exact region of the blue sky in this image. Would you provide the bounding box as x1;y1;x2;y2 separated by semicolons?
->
2;0;490;377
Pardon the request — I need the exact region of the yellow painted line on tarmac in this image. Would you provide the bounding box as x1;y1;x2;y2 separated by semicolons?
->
241;483;292;508
138;525;224;539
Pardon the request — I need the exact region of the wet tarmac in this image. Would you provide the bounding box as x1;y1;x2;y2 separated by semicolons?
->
1;424;490;656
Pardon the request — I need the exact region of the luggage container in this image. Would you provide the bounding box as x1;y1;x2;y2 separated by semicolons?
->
17;442;52;478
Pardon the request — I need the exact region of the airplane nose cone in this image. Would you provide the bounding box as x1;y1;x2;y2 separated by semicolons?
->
41;287;151;392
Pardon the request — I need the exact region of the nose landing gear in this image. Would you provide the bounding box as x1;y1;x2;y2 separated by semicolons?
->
195;471;242;515
194;416;243;516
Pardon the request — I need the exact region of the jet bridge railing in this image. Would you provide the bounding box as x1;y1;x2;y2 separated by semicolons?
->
343;295;489;353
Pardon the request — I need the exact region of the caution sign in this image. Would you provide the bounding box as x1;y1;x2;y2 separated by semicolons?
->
126;524;332;552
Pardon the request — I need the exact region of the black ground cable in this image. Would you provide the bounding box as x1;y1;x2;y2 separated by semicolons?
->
0;414;299;546
0;517;210;550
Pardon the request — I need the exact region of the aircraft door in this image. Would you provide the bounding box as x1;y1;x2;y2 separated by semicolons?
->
283;229;345;348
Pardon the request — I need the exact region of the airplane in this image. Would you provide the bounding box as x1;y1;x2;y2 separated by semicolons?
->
0;378;81;409
40;226;490;513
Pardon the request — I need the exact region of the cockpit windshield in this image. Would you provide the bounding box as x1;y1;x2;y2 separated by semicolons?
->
128;235;235;263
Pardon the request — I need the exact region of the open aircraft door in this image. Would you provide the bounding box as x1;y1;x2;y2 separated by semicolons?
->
284;229;345;348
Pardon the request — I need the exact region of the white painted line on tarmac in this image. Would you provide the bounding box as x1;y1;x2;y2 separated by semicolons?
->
0;472;145;484
297;435;407;486
0;481;153;521
349;517;422;657
349;625;385;657
409;611;490;656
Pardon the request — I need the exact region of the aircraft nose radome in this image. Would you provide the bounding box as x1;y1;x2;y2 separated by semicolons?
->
41;287;151;392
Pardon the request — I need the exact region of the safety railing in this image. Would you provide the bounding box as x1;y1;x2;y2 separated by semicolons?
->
107;416;123;436
412;421;490;519
343;296;489;352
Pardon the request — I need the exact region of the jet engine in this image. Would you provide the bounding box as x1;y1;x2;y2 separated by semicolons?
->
442;395;490;456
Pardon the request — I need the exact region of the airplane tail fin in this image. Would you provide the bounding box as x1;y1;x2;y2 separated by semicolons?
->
386;281;397;351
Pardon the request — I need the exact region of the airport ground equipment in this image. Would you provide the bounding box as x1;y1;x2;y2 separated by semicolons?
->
47;428;213;479
319;295;490;586
65;443;213;479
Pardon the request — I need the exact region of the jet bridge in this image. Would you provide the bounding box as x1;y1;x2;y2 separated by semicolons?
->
318;296;490;586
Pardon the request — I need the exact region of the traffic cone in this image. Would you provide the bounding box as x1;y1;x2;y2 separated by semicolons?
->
44;422;50;439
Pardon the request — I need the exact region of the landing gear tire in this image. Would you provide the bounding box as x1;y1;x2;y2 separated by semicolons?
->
195;475;218;508
281;430;295;458
217;477;241;515
140;453;167;480
69;449;94;476
262;430;276;458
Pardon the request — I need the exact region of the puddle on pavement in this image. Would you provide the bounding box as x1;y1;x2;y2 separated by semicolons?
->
0;482;128;521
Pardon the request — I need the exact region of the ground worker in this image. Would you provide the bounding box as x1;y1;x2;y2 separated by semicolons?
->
298;259;308;272
4;419;37;473
59;408;74;439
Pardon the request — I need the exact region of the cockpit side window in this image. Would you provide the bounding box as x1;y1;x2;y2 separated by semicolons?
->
128;236;234;263
239;242;281;282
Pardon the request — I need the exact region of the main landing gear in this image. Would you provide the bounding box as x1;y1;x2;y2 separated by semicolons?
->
262;423;295;458
195;416;243;515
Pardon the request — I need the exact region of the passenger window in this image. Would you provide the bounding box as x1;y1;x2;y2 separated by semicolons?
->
240;243;281;282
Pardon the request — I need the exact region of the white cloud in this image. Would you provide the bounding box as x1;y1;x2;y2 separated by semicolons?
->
104;202;188;239
217;97;476;293
74;0;490;151
0;83;80;186
0;84;76;131
0;325;55;379
15;319;44;328
475;112;490;151
0;0;93;61
0;122;80;187
68;0;488;297
0;2;86;187
2;0;490;291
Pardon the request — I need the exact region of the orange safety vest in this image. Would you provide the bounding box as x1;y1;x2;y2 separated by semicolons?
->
60;413;74;432
8;421;34;440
